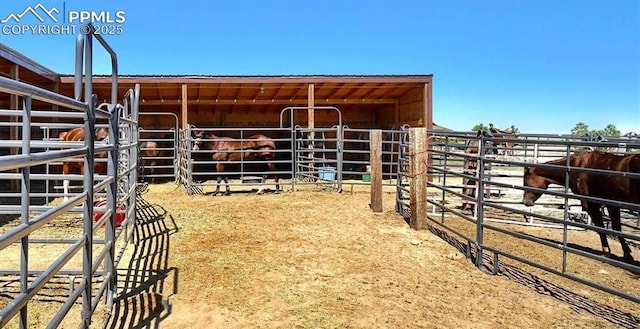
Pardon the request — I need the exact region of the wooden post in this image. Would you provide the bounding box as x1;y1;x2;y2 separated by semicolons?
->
423;82;432;130
370;129;383;212
307;83;314;129
424;82;433;183
307;83;315;177
409;128;428;230
181;84;188;129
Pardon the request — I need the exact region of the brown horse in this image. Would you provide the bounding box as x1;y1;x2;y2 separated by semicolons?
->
522;151;640;262
459;131;491;212
489;125;518;156
192;130;281;195
59;127;109;201
139;133;175;183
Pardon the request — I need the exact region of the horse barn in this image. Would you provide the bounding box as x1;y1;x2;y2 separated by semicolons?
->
68;74;434;130
1;33;640;329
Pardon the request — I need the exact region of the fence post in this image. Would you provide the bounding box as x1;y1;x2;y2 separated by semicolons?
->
370;129;383;212
409;128;428;229
105;103;119;307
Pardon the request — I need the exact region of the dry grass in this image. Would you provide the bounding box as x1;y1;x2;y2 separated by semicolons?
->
136;181;637;328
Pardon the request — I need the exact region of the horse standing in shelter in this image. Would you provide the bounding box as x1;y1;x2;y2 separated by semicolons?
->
522;151;640;262
59;127;109;201
139;133;176;183
192;129;281;196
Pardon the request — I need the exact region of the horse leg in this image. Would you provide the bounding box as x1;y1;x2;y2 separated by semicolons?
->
214;176;222;196
256;176;267;195
214;163;224;196
607;206;633;262
256;161;279;195
586;202;611;258
274;176;281;194
223;176;231;196
62;163;71;202
148;160;157;183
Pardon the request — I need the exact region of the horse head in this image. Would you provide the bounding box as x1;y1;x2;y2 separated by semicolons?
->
95;127;109;142
191;129;206;151
522;166;551;206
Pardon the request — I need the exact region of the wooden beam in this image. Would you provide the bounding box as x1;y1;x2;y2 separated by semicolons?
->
338;82;367;100
357;83;384;99
156;82;164;101
424;82;432;129
320;82;346;100
424;81;433;182
308;83;314;129
214;82;222;101
181;84;188;129
409;127;428;230
377;83;412;99
370;129;383;213
233;85;243;101
135;98;398;106
251;84;265;100
271;83;285;101
0;46;60;82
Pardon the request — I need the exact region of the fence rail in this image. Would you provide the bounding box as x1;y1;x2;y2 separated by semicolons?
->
0;25;140;329
397;128;640;305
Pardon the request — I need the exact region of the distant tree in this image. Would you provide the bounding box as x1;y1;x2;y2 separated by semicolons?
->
571;122;590;136
571;122;621;137
601;124;621;137
471;123;487;132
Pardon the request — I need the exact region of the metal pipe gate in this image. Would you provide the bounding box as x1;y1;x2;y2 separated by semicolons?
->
0;24;140;328
138;112;179;184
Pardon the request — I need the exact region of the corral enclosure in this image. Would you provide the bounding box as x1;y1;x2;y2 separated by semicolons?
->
2;39;640;329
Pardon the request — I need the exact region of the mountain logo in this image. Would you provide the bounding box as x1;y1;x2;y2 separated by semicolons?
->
1;3;59;24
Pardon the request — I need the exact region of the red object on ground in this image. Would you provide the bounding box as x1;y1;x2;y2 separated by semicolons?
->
93;199;126;227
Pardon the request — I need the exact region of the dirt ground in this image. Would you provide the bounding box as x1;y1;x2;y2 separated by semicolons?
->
1;180;639;329
109;181;639;329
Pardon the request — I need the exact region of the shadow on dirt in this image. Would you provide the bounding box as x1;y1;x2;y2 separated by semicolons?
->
428;225;640;329
103;195;179;329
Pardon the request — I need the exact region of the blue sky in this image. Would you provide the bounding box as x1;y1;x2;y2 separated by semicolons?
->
1;0;639;134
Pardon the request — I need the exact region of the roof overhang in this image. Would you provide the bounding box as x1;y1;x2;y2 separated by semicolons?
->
57;74;432;110
0;43;60;84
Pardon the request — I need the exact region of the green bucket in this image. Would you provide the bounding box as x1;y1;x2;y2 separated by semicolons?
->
362;174;371;182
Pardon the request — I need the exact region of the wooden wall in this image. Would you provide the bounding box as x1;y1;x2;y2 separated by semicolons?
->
397;86;426;127
138;104;409;130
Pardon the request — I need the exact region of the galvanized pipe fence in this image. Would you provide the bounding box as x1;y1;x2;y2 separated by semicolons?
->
137;112;179;184
176;125;409;195
396;128;640;305
0;25;140;328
